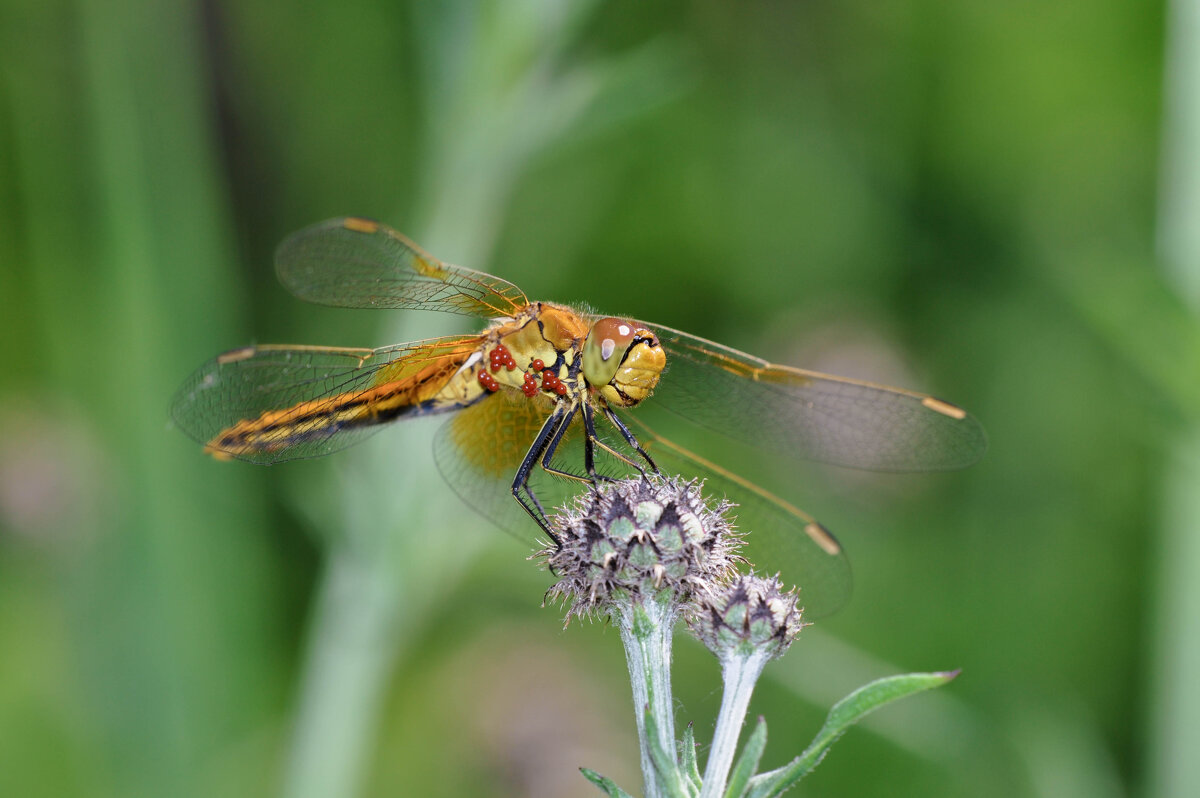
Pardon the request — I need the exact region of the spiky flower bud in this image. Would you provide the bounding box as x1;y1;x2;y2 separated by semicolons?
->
689;573;804;661
541;476;742;622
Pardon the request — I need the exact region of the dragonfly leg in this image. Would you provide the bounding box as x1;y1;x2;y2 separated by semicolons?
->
511;404;573;543
538;405;592;484
512;402;588;545
582;402;652;477
581;403;616;483
601;404;659;473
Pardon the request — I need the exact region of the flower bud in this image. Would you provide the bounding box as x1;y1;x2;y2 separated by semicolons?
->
689;573;804;660
541;476;742;621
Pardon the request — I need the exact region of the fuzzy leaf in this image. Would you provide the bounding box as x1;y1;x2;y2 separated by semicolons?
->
580;768;636;798
645;705;692;798
723;716;767;798
681;722;702;793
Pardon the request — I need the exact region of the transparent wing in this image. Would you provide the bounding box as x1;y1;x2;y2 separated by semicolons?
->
275;217;530;318
644;322;987;472
617;414;851;618
171;335;483;464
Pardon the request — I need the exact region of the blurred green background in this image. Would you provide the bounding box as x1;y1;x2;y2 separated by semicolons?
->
2;1;1198;797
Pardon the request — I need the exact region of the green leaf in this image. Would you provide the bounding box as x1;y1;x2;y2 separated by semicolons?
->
645;705;692;798
681;722;702;793
580;768;636;798
723;716;767;798
750;671;958;798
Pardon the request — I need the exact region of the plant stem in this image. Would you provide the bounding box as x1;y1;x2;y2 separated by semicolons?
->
700;651;769;798
616;595;678;798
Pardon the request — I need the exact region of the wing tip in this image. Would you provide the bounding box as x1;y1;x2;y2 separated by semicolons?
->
921;395;968;420
804;521;843;556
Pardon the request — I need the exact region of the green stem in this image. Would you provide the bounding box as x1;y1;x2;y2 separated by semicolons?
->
699;651;768;798
616;594;679;798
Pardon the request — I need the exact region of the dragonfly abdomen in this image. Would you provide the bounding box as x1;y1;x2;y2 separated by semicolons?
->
205;354;479;461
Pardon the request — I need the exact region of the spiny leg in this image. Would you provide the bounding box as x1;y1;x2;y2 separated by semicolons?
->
600;403;659;473
582;402;597;477
511;401;658;548
511;403;574;543
538;403;592;483
584;402;648;478
581;403;617;483
527;401;651;540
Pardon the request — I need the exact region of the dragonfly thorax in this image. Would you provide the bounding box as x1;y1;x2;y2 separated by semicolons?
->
469;303;591;403
583;317;665;407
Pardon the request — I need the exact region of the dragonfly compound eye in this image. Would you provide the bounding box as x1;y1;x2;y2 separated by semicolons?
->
584;317;665;407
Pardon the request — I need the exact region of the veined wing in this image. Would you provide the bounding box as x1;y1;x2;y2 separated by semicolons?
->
616;413;851;617
643;322;987;472
171;335;483;464
275;217;529;318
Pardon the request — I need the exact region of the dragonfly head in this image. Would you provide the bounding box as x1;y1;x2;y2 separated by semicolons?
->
583;317;665;407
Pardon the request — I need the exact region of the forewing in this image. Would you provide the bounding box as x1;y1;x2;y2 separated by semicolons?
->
645;322;987;472
276;217;529;318
171;335;482;463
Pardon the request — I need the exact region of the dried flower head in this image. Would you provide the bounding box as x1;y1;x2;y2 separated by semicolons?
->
689;573;804;661
541;476;742;622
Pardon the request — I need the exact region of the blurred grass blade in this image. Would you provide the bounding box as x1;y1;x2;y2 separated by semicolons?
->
1049;255;1200;422
1148;2;1200;796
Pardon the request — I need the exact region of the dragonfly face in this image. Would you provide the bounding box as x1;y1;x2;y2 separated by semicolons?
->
171;217;987;616
582;317;665;407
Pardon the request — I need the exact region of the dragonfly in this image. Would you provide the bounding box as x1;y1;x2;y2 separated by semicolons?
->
172;217;986;616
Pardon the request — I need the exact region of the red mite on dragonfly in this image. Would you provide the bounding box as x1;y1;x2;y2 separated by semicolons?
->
171;217;986;616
